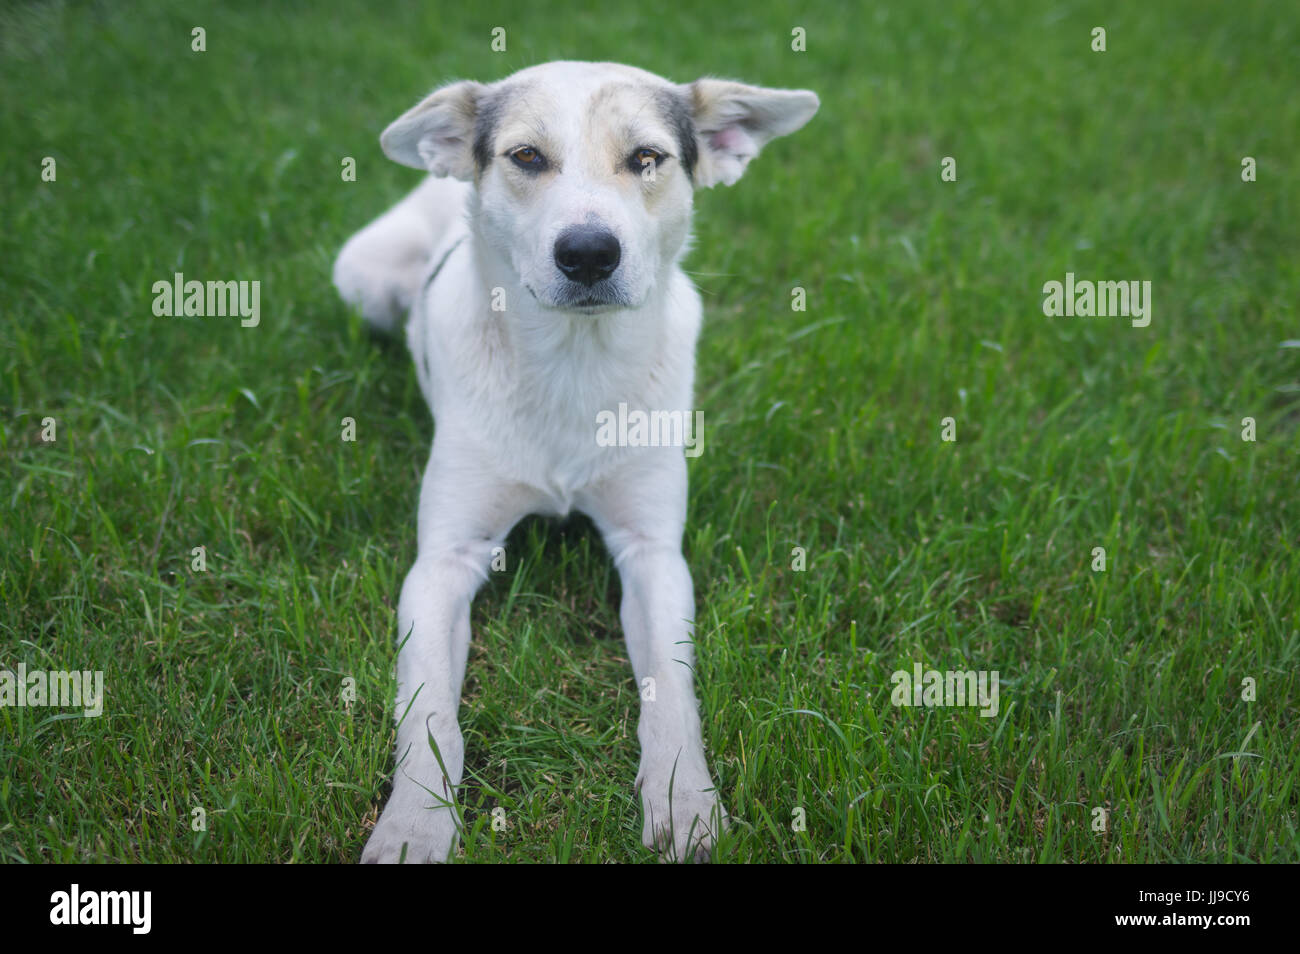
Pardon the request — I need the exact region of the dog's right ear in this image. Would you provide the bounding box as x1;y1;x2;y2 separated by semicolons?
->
380;81;484;179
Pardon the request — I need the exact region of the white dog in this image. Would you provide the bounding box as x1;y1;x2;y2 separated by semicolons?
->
333;61;818;862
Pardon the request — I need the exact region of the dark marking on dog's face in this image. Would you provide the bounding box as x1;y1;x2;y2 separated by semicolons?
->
472;85;509;173
655;88;698;181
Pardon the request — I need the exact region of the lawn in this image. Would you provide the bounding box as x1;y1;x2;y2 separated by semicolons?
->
1;0;1296;863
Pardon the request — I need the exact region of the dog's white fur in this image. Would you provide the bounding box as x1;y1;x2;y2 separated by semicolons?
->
333;61;818;862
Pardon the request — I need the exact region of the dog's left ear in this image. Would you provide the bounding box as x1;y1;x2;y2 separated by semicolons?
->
380;80;485;179
682;79;820;188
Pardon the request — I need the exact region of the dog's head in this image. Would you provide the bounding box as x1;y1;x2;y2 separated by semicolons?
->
379;61;819;314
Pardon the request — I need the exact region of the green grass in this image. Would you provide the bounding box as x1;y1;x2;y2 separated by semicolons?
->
1;0;1297;863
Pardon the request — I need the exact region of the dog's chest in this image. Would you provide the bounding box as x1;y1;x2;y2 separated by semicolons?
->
502;352;653;508
431;318;679;512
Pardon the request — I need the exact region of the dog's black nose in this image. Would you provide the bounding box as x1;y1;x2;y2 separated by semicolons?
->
554;227;621;286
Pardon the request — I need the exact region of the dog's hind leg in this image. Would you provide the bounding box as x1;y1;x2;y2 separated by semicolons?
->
332;176;471;333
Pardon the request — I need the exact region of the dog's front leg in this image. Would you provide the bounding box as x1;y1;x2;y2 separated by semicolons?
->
362;457;524;863
360;549;478;863
581;462;728;862
622;544;727;862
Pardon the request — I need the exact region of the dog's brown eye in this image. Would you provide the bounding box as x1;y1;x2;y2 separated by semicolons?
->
510;146;545;169
634;148;661;166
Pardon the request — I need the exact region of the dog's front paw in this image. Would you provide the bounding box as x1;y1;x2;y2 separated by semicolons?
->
638;765;728;863
361;788;461;864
